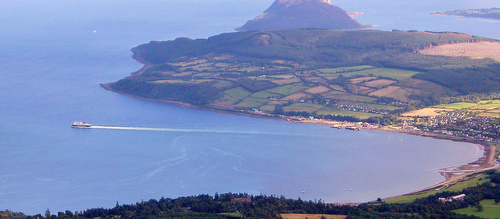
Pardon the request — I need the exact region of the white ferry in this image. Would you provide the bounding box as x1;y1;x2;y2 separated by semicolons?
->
71;121;92;128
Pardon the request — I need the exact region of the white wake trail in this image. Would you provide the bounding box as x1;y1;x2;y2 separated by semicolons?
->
90;125;272;135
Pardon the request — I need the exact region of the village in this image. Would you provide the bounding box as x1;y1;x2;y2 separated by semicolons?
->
248;107;500;144
400;111;500;143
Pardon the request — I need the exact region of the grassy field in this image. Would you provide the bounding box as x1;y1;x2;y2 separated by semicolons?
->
318;65;374;73
340;68;419;81
316;108;382;119
224;87;252;100
213;94;241;105
350;76;376;84
363;79;398;88
267;84;308;96
317;73;339;80
235;97;268;108
281;92;311;101
433;102;478;109
322;91;377;103
259;103;277;112
430;101;500;118
384;174;490;204
251;91;277;99
453;199;500;219
478;100;500;104
284;103;324;113
272;77;301;85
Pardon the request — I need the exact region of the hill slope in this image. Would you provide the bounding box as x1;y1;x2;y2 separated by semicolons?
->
106;29;499;120
236;0;364;31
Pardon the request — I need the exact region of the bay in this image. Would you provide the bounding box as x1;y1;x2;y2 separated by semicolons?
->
0;0;496;214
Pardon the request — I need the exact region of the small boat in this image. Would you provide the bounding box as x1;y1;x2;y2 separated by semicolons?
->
71;121;92;128
345;126;360;131
331;125;343;129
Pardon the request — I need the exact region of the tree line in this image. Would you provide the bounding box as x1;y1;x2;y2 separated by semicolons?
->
7;171;499;218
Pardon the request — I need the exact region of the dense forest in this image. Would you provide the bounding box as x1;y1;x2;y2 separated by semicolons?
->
5;171;500;219
132;29;495;69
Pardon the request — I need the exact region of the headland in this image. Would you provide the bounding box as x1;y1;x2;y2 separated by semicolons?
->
102;28;500;203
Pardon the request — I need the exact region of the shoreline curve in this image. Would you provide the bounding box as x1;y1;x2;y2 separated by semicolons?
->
102;62;499;204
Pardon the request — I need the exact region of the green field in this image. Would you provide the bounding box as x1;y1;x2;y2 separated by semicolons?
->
339;68;420;81
266;84;308;96
317;74;339;80
316;108;381;119
213;94;241;105
433;102;478;109
251;91;279;99
453;199;500;219
271;77;302;85
235;97;268;108
472;100;500;109
284;103;324;113
478;100;500;104
335;94;377;103
318;65;374;73
224;87;252;100
259;104;277;112
384;174;490;204
431;100;500;118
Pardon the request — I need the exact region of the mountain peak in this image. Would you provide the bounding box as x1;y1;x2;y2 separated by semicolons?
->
270;0;332;9
236;0;364;31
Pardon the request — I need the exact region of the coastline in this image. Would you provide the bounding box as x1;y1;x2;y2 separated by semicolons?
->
102;62;499;203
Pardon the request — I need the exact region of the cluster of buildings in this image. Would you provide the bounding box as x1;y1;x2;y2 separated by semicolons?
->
438;194;466;203
402;111;500;143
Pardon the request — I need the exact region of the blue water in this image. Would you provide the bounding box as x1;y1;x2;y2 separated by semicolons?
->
0;0;497;215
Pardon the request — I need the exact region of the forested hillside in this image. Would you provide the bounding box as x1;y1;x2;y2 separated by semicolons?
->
107;29;500;119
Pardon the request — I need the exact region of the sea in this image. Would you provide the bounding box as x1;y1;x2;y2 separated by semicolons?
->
0;0;498;215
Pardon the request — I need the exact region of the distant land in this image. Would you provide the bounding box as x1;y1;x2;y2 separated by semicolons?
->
236;0;366;31
103;29;500;130
431;8;500;20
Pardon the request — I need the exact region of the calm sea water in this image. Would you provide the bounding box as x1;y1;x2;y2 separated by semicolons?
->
0;0;497;215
